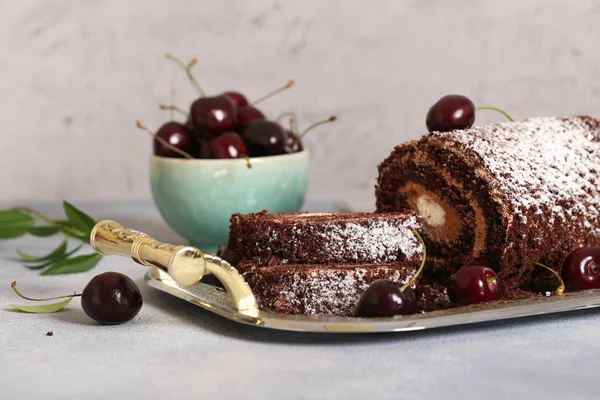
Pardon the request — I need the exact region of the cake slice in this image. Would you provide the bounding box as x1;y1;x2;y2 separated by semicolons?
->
240;262;418;316
222;210;431;316
228;211;423;266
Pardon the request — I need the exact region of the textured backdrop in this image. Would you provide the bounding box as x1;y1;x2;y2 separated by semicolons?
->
2;0;599;205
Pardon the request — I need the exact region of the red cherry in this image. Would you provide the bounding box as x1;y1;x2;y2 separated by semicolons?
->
562;246;600;291
237;106;266;132
426;94;475;133
153;121;196;158
136;120;194;159
189;95;238;139
208;132;249;160
11;273;142;326
223;91;248;108
447;263;500;305
285;131;303;153
81;272;143;325
282;115;303;153
357;227;426;317
357;280;416;317
242;120;288;157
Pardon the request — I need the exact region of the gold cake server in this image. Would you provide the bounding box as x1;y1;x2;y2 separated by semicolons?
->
90;220;258;316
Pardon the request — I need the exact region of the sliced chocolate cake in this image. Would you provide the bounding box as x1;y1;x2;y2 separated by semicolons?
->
241;262;418;316
221;211;427;316
376;116;600;296
228;211;423;266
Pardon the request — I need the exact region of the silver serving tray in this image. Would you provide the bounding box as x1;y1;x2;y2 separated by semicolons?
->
145;268;600;333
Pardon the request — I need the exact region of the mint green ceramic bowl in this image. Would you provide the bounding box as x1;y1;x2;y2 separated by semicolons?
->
150;150;309;254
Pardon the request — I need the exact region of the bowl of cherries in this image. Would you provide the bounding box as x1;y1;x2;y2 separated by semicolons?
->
141;55;336;253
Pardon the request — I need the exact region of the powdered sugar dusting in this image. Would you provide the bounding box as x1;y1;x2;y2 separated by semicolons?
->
286;215;422;263
317;217;421;261
279;267;415;316
436;117;600;230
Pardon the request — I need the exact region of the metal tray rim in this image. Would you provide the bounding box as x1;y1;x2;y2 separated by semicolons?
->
145;269;600;334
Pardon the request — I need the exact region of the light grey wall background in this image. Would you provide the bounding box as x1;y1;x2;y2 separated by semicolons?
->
2;0;599;205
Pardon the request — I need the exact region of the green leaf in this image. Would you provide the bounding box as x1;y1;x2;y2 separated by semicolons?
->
0;210;35;239
0;226;31;239
0;209;31;223
27;225;62;237
25;244;83;269
41;253;103;275
10;296;73;313
63;201;96;241
17;240;68;263
56;220;87;240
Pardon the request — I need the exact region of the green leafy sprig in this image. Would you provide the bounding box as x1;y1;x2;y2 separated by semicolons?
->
0;201;103;275
9;280;78;313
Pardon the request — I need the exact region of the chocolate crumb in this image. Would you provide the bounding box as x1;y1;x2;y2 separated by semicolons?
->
46;331;53;336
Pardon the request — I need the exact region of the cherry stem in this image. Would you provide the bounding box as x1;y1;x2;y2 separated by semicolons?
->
165;54;206;97
135;120;194;159
169;90;176;120
286;117;301;152
475;106;514;122
298;115;337;139
160;104;188;117
242;155;252;169
11;281;81;302
289;116;298;135
13;207;81;237
534;262;565;296
292;115;337;148
251;80;295;106
400;227;426;292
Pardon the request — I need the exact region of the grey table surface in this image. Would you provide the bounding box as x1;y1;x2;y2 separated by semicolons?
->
2;200;600;400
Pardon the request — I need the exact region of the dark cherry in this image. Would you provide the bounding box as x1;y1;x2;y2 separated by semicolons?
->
284;131;303;153
208;132;249;159
447;263;500;305
562;246;600;291
237;106;266;132
242;119;287;157
153;121;196;158
356;280;416;317
223;91;248;108
189;95;237;138
81;272;143;325
426;94;475;133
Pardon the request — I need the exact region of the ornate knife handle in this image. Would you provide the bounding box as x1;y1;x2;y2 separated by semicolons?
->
90;220;258;314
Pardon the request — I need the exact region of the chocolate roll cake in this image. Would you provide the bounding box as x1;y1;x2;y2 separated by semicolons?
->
228;211;423;267
376;116;600;296
240;262;418;316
